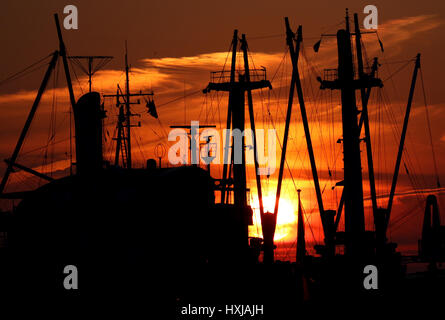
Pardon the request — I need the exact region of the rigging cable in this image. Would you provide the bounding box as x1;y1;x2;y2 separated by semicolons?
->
419;67;441;188
0;53;54;88
69;57;84;96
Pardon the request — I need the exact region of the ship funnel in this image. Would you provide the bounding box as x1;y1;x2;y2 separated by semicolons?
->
73;92;105;175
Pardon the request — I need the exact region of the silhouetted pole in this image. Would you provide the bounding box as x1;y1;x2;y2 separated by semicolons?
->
89;57;92;92
335;58;379;234
296;189;306;264
354;13;378;224
285;18;331;254
316;11;384;257
54;13;77;176
241;34;275;263
231;81;247;209
114;90;124;166
68;56;113;92
124;42;132;169
386;54;421;232
0;51;59;195
337;27;366;256
54;14;76;111
241;34;265;218
203;32;271;251
103;75;153;168
275;20;301;217
221;30;238;204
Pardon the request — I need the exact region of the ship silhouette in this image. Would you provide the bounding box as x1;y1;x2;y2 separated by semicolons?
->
0;10;444;315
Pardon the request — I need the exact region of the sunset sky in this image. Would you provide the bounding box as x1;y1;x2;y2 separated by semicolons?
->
1;0;445;259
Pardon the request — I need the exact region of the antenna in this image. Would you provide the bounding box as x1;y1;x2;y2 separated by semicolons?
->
103;43;154;169
68;56;113;92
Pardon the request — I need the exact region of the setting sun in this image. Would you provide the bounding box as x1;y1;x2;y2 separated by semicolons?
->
249;195;297;241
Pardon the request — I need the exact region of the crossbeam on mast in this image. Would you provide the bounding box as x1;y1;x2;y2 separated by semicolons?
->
103;44;154;169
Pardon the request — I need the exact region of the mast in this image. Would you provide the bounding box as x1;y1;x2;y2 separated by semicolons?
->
241;34;275;263
231;75;247;210
88;57;93;92
275;20;301;217
54;14;76;111
114;88;123;166
285;18;334;255
204;32;271;249
221;30;238;204
241;34;264;218
318;10;382;257
54;13;79;174
125;42;132;169
353;13;379;232
0;51;59;195
337;27;366;256
334;57;380;235
386;54;421;232
103;45;154;169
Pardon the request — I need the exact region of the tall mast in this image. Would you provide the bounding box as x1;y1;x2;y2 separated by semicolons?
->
334;57;380;236
114;87;123;166
271;20;307;262
285;18;334;255
241;34;264;218
54;13;78;175
54;14;76;110
204;32;271;249
125;41;132;169
318;10;383;257
221;30;238;204
386;54;421;232
275;20;301;217
337;27;366;256
353;14;379;232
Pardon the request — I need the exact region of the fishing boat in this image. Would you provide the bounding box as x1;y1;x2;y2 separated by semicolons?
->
0;9;444;314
